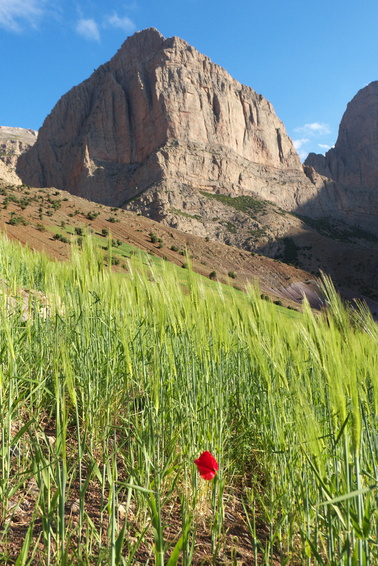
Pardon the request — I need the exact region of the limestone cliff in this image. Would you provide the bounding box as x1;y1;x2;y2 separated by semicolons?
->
18;28;322;212
305;82;378;234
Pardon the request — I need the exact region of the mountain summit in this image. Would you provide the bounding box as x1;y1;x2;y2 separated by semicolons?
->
18;28;318;209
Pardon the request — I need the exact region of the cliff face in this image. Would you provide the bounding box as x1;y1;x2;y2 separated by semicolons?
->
18;28;318;209
306;82;378;188
305;82;378;234
0;127;37;184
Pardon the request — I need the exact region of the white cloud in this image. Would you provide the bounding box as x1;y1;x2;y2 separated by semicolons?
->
294;122;331;136
75;11;135;42
0;0;46;31
293;138;310;161
76;17;100;41
293;138;311;161
292;122;333;160
293;138;310;151
105;12;135;33
297;149;309;161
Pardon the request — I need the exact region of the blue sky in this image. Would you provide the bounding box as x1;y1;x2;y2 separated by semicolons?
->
1;0;377;160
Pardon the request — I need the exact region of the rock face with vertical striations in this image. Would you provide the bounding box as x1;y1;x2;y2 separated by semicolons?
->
18;28;324;215
306;82;378;188
305;82;378;234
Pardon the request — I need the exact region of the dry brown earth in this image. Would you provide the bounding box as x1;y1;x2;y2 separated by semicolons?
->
0;181;322;310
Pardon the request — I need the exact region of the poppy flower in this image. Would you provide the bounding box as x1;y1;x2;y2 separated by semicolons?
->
194;451;218;480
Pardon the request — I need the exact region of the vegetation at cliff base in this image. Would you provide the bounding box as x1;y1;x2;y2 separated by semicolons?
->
200;191;268;215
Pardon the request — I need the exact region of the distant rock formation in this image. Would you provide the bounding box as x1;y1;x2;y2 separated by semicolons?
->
0;127;37;184
17;28;323;212
306;82;378;187
305;82;378;234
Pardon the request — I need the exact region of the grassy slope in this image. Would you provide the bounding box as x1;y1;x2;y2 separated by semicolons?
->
0;234;377;564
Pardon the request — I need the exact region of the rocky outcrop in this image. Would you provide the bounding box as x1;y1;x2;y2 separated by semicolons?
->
18;28;322;211
0;127;37;184
306;82;378;188
125;176;311;258
305;82;378;234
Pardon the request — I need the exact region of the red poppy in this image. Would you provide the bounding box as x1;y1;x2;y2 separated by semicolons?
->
194;451;218;480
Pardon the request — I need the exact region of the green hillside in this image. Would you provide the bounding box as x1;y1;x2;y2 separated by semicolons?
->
0;234;377;564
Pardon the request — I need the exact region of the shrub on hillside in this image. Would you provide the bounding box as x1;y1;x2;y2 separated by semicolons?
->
86;211;100;221
9;215;28;226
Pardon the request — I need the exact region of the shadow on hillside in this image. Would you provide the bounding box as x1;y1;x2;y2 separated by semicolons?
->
257;171;378;317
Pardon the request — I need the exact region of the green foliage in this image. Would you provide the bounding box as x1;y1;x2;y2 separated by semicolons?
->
149;233;164;247
200;191;268;215
51;200;62;210
8;214;28;226
19;197;31;210
0;235;377;564
279;236;299;265
299;214;378;243
4;194;19;204
169;207;202;221
86;211;100;221
53;233;70;243
220;220;237;234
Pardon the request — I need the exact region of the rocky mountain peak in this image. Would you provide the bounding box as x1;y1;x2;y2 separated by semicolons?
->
110;27;165;68
17;28;306;208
